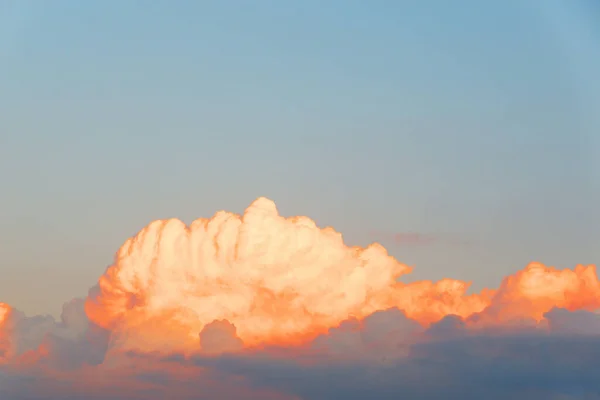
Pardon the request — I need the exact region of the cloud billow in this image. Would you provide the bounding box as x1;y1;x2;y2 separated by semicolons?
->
1;198;599;399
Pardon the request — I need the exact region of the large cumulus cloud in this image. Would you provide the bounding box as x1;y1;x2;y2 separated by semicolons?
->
1;198;599;399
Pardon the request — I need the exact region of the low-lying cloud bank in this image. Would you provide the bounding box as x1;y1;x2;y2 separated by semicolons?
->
1;198;598;399
2;305;600;399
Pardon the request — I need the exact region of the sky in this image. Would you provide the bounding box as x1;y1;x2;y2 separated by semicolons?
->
1;0;597;318
1;1;600;399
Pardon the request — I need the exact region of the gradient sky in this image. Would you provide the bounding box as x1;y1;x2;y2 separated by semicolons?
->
0;0;598;317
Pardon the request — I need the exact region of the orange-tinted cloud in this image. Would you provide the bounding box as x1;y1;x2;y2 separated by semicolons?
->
0;303;12;362
1;198;599;399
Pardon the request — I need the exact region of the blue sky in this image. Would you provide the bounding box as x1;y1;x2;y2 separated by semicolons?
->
0;0;599;316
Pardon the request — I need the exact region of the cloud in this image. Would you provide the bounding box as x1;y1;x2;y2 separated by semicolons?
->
2;302;600;399
371;231;439;246
0;197;599;399
199;319;244;354
370;231;471;247
188;309;600;400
